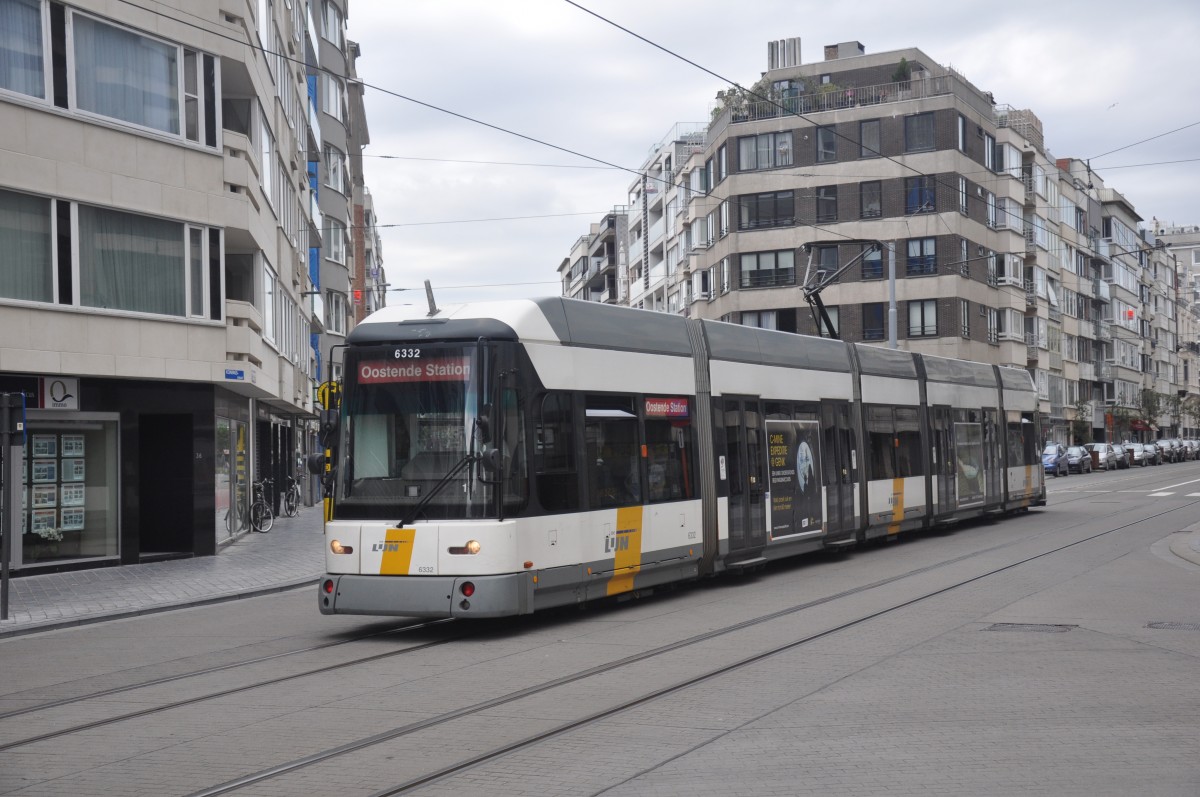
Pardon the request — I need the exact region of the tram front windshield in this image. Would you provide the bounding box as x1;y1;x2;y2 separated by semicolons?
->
336;344;499;520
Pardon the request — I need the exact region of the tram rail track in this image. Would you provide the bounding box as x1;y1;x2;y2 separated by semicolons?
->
175;495;1198;797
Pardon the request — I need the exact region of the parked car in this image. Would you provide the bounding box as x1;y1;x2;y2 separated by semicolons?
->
1184;440;1199;461
1144;442;1162;466
1065;445;1092;474
1085;442;1122;471
1159;440;1178;463
1124;442;1148;467
1042;443;1069;477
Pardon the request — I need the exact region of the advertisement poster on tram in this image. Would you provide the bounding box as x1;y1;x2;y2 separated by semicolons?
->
766;419;822;537
955;422;985;507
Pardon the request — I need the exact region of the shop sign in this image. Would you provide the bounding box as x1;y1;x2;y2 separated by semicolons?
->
225;369;245;381
39;377;78;410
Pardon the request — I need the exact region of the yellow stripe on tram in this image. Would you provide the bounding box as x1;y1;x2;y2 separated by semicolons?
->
379;528;417;575
888;476;904;535
606;505;644;596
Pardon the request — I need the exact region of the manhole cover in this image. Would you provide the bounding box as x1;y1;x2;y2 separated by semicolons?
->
1146;622;1200;631
985;623;1076;633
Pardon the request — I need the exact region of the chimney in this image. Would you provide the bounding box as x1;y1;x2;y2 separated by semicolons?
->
824;41;866;60
768;37;801;70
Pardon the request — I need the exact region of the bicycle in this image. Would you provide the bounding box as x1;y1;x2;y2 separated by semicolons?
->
250;478;275;532
283;474;301;518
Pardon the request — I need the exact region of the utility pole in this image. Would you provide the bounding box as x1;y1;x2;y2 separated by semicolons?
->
1;392;26;620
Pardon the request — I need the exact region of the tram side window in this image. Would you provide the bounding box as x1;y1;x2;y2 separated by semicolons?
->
499;386;528;510
536;393;579;512
867;405;895;480
894;407;924;477
644;396;697;503
1007;420;1038;466
585;395;641;509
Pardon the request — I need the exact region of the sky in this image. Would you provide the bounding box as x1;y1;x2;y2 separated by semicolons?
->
344;0;1200;306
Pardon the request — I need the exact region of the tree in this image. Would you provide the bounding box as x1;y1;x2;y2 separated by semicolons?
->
891;57;911;86
1070;399;1092;445
1111;406;1133;442
1138;389;1163;431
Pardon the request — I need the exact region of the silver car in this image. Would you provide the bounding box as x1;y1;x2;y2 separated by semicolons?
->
1085;442;1121;471
1124;442;1148;467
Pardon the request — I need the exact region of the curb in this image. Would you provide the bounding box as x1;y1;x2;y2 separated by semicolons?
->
0;578;317;640
1168;531;1200;567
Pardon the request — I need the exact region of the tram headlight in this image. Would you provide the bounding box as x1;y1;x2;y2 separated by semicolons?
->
448;539;481;555
330;539;353;555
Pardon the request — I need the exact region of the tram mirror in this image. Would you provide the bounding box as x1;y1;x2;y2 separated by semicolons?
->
305;452;326;475
478;446;501;474
318;409;339;447
475;411;492;444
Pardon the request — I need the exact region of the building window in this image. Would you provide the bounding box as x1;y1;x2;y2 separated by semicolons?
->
861;244;882;279
717;144;727;182
861;181;881;218
957;115;967;152
905;177;935;214
985;191;997;228
322;72;344;123
906;237;936;275
738;131;793;170
908;299;937;337
814;245;838;279
324;143;348;194
325;289;347;335
738;191;794;231
904;112;935;152
863;302;885;341
817;306;839;338
958;176;968;214
73;12;215;146
984;133;996;170
1;0;46;98
79;204;191;317
960;298;970;338
741;310;777;330
740;250;796;289
326;218;346;263
262;260;276;342
860;119;880;159
0;187;53;302
816;185;837;223
322;0;344;49
816;126;837;162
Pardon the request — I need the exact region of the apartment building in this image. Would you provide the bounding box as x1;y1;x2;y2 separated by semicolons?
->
563;39;1190;446
0;0;368;572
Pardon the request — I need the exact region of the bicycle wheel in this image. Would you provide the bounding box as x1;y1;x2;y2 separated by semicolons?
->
284;486;300;517
251;501;274;532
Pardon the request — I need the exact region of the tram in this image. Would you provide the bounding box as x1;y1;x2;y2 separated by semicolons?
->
316;298;1044;619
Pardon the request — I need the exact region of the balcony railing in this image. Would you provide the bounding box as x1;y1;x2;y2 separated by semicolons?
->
740;270;796;290
729;75;957;124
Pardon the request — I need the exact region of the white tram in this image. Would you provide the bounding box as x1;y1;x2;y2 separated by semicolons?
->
317;298;1044;618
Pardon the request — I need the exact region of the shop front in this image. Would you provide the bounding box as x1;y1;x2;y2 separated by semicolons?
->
2;375;223;573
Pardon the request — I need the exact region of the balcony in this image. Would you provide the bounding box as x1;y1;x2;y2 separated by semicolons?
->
727;74;957;124
1093;278;1111;303
1025;281;1037;307
1079;361;1096;381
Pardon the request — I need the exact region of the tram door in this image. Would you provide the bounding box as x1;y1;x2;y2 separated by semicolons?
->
724;398;767;555
983;409;1001;502
932;405;955;512
820;400;857;536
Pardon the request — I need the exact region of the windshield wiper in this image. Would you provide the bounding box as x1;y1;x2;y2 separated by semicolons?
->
395;452;478;527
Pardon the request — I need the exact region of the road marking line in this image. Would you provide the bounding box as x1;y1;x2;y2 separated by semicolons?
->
1147;492;1176;497
1188;493;1200;497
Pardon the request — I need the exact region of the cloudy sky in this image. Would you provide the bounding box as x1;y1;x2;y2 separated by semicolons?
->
344;0;1200;306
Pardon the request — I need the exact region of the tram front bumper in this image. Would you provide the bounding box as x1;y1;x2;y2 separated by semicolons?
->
318;572;533;619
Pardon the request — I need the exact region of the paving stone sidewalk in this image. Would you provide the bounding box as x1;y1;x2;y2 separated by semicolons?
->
0;507;325;638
